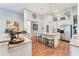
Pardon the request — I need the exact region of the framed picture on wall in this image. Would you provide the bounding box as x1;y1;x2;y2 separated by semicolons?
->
33;24;38;30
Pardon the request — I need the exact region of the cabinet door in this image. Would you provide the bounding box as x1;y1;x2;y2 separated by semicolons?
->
9;42;32;56
73;15;77;25
52;22;57;33
0;42;9;56
70;46;79;56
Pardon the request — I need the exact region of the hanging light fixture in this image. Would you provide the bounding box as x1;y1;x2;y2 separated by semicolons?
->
40;7;44;33
49;3;52;14
40;7;43;14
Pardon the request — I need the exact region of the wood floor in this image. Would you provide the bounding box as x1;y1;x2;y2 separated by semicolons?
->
32;36;70;56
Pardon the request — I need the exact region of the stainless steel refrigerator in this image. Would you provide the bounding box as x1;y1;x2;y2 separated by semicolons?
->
60;25;72;41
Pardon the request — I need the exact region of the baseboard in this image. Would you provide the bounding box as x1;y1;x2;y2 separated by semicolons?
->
61;39;70;42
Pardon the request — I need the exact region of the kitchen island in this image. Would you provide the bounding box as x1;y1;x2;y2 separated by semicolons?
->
0;34;32;56
0;34;10;56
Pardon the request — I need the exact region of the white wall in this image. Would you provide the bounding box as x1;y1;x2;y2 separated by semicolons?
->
56;9;72;26
24;9;41;36
24;9;41;22
41;15;53;33
40;6;77;35
24;6;77;37
0;8;24;34
58;6;77;25
56;6;77;38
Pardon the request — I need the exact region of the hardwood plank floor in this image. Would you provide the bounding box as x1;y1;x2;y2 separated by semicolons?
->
32;36;70;56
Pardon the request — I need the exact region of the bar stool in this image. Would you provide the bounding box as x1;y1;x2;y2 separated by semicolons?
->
41;34;47;44
46;35;54;47
37;33;42;42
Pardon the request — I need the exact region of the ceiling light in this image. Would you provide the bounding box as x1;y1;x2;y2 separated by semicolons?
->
55;10;58;13
40;8;43;14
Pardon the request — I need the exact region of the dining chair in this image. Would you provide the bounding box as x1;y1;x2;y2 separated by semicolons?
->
37;33;42;42
41;34;47;44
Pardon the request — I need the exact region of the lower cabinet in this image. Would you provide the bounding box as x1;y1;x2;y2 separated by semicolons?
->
8;42;32;56
70;45;79;56
0;42;9;56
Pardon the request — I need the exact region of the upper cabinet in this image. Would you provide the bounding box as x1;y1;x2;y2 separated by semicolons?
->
72;6;77;35
73;15;77;25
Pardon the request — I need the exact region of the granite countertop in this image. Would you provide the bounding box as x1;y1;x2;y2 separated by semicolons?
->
8;37;31;49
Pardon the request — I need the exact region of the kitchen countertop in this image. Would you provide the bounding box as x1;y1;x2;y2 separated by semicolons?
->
0;33;31;48
41;32;60;35
0;34;10;43
70;39;79;47
70;37;79;56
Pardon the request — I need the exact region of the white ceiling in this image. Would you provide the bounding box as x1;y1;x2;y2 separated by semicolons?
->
0;3;77;14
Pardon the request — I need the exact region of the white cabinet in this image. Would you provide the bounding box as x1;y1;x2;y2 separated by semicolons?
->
0;42;9;56
70;45;79;56
8;42;32;56
0;34;10;56
52;22;58;33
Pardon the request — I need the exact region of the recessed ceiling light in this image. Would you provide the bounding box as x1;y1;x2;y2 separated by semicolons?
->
55;10;58;12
